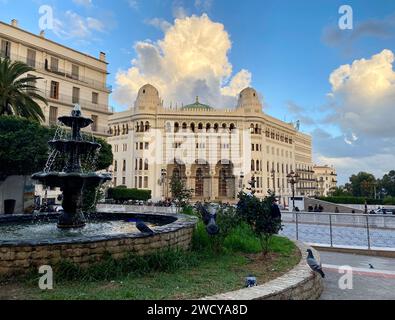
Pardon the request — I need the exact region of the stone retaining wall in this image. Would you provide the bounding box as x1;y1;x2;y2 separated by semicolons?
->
0;213;197;277
202;242;324;300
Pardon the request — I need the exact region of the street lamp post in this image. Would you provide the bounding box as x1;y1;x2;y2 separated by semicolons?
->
239;171;244;193
160;168;167;200
287;170;300;211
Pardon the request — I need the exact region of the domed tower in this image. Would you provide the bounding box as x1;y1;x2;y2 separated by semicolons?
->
236;87;262;114
134;84;161;114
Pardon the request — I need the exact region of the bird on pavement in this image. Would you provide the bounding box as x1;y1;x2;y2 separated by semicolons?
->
127;218;154;235
306;249;325;278
369;264;374;269
245;275;257;288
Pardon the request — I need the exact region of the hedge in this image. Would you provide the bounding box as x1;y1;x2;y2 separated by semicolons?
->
317;196;395;205
107;187;151;202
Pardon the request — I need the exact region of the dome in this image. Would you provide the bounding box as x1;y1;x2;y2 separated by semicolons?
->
134;84;161;112
237;87;262;111
181;96;213;111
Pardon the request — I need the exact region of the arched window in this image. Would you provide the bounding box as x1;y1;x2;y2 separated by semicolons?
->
174;122;179;133
250;123;254;134
114;160;117;172
191;123;195;132
145;121;150;132
140;121;144;132
214;123;219;133
198;123;203;131
126;124;129;134
182;122;187;131
206;123;211;132
230;123;235;132
251;160;255;171
219;168;228;197
255;124;259;134
222;123;227;132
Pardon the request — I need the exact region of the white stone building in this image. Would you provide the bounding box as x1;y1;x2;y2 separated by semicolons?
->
313;165;338;197
108;84;315;204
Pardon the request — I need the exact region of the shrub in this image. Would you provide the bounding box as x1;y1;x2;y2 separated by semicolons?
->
107;187;151;202
237;192;282;255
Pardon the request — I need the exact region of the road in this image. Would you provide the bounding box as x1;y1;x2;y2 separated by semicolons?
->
317;251;395;300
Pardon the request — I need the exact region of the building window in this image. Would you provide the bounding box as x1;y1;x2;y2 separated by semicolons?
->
122;160;126;172
252;144;254;151
91;115;98;132
1;40;11;58
114;160;117;172
144;159;149;171
122;177;126;185
71;64;79;80
134;176;137;188
27;49;36;67
26;74;36;93
139;176;142;188
72;87;80;104
49;106;58;125
113;177;117;187
144;177;148;188
139;159;143;171
145;142;149;150
50;81;59;99
92;92;99;104
140;142;143;150
50;57;59;72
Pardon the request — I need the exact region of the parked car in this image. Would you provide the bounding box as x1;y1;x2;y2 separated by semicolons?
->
374;208;395;215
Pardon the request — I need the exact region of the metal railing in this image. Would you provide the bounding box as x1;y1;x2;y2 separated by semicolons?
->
280;212;395;250
1;53;112;92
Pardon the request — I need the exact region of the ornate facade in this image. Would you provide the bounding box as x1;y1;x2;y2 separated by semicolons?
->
108;84;315;204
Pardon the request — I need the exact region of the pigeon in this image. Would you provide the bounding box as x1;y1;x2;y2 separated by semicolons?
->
206;214;220;236
128;218;154;235
195;203;211;225
369;264;374;269
306;249;325;278
245;275;257;288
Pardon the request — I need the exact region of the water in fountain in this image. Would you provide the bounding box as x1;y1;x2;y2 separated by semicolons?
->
32;104;112;229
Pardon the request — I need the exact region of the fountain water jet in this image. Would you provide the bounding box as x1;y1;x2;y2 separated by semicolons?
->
32;105;111;228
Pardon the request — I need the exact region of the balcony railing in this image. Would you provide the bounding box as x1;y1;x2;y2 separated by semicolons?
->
1;53;112;92
45;92;111;113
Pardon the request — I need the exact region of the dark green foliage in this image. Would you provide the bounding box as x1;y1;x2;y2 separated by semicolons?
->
0;116;54;179
107;187;151;202
0;116;113;180
237;191;282;255
0;58;47;122
222;222;262;253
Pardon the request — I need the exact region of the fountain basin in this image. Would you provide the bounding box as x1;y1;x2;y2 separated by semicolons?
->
0;212;197;277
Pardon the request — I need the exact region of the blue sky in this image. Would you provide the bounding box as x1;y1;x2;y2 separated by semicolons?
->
1;0;395;184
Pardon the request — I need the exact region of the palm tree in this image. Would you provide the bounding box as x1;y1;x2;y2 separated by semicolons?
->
0;58;47;121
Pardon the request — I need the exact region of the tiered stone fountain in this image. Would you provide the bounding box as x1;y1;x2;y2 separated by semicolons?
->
32;105;111;228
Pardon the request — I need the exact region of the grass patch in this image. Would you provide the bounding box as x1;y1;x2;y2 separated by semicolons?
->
0;235;300;300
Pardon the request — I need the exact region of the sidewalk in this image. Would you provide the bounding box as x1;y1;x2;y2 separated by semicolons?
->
318;250;395;300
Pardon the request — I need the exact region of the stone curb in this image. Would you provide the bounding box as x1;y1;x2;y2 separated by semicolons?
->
201;241;324;300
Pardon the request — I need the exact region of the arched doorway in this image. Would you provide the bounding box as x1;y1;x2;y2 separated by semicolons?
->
191;160;210;200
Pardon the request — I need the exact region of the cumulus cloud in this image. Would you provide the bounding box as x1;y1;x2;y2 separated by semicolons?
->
113;14;252;109
327;49;395;138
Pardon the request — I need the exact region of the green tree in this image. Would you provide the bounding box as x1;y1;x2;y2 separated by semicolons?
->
236;191;282;255
329;186;352;197
0;58;47;121
379;170;395;197
170;174;192;213
348;172;377;197
0;116;113;180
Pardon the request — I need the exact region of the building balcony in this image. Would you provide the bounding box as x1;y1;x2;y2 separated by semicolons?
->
2;53;112;92
45;92;112;114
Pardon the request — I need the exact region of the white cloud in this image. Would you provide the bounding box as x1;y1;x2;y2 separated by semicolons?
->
113;14;252;109
145;18;172;32
195;0;213;11
328;49;395;138
128;0;138;10
72;0;93;7
52;10;105;41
